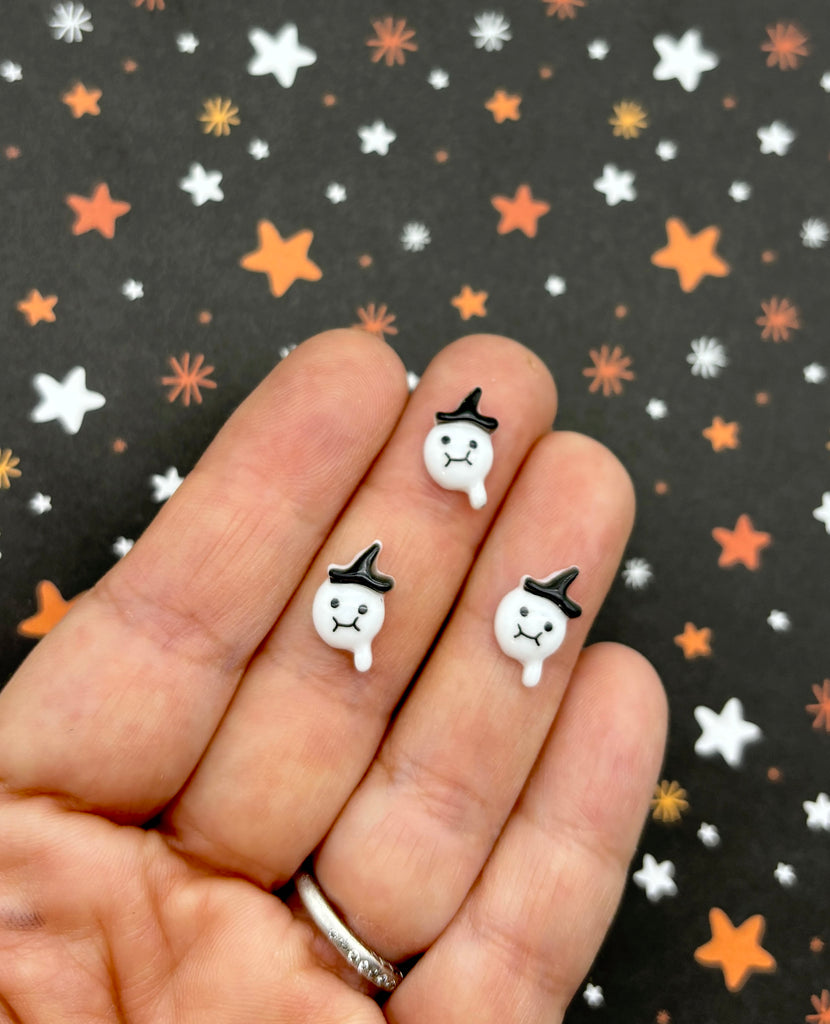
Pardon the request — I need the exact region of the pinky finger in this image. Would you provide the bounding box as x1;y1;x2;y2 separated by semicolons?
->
385;642;667;1024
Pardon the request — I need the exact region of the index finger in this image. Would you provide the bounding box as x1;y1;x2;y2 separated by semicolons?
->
0;329;408;819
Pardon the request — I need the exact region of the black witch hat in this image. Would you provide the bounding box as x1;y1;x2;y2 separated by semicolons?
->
435;387;499;433
328;541;395;593
522;566;582;618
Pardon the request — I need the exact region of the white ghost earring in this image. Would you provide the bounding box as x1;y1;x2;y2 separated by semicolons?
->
423;387;498;509
494;566;582;687
312;540;394;672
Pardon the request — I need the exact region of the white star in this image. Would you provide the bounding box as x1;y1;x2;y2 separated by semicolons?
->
813;492;830;534
594;164;636;206
112;536;134;558
544;275;566;297
729;180;751;202
0;61;22;83
774;862;796;887
801;218;828;248
406;370;420;391
278;343;297;360
179;163;223;206
646;398;668;419
358;120;396;155
428;68;449;89
633;854;677;902
803;363;827;383
28;492;52;515
30;367;105;435
767;609;791;632
587;39;609;60
694;698;762;768
656;139;677;161
247;24;316;88
688;336;728;379
698;822;721;847
757;121;795;155
820;71;830;92
150;467;184;503
583;983;604;1008
176;32;198;54
326;182;347;203
121;278;144;300
804;793;830;831
622;558;653;590
248;138;270;160
653;29;718;92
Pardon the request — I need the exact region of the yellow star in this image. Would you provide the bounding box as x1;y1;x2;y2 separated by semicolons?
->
240;221;323;297
451;285;488;320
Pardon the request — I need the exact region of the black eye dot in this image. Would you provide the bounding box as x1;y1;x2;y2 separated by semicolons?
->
544;622;553;632
358;604;368;615
330;597;340;608
519;606;528;617
469;439;478;449
441;435;450;445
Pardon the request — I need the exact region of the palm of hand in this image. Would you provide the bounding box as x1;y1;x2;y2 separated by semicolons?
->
0;332;666;1024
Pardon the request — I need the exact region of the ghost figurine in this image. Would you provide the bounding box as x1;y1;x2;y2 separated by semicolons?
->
312;540;394;672
423;387;499;509
494;566;582;687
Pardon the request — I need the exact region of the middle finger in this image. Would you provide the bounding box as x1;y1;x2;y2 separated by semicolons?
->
163;334;557;884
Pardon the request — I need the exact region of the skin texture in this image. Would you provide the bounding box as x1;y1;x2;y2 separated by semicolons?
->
0;330;667;1023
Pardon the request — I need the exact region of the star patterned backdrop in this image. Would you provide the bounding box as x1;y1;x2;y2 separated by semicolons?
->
1;1;829;1020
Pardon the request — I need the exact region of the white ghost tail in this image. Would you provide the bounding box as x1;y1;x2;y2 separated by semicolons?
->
354;644;373;672
522;659;542;688
468;480;487;509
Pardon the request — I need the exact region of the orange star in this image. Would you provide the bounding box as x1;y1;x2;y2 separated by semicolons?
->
16;289;58;326
451;285;488;320
694;909;776;992
651;217;730;292
485;90;522;123
66;183;131;238
674;622;712;659
703;416;739;451
62;82;102;118
240;220;322;297
492;184;550;237
17;581;80;639
712;514;771;570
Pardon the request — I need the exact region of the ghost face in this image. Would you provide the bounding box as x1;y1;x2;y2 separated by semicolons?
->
423;421;494;509
312;580;386;672
494;587;568;687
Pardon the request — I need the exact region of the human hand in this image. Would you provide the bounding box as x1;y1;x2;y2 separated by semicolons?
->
0;331;667;1023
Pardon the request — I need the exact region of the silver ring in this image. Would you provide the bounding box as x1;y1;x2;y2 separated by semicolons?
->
295;870;404;992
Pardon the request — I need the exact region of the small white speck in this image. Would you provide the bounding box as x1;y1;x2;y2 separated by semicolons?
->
121;279;144;301
622;558;653;590
112;536;134;558
698;822;720;847
774;862;796;887
587;39;609;60
820;71;830;92
583;983;605;1008
28;492;52;515
176;32;199;54
428;68;449;89
0;61;22;83
326;182;347;204
803;363;827;384
248;138;270;160
406;371;420;391
544;275;566;297
401;222;431;252
767;609;791;632
656;139;677;160
801;217;828;249
646;398;668;419
729;181;751;202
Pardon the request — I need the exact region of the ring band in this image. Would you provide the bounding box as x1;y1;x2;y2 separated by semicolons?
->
295;870;404;992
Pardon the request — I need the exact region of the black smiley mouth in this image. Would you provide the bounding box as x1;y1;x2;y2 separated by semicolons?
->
332;617;360;632
514;625;542;646
443;451;473;467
